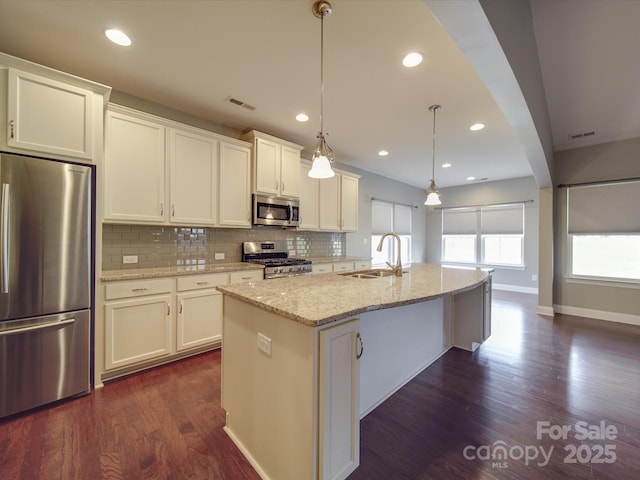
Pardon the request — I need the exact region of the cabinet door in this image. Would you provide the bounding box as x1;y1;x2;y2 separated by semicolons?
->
319;319;361;480
299;163;319;230
219;142;251;227
169;128;218;225
176;290;222;351
104;110;166;222
280;145;300;197
319;175;341;231
254;138;280;195
340;175;359;232
7;68;94;160
104;295;173;370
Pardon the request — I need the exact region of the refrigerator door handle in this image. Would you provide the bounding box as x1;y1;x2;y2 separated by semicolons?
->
1;183;9;294
0;317;76;337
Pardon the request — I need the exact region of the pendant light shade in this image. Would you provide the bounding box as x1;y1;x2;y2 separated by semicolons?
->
424;104;442;206
309;1;336;179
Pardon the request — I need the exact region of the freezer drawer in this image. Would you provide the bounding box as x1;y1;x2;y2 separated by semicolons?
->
0;310;90;418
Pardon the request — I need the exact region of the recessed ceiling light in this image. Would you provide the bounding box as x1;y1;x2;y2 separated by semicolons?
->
470;123;485;131
402;52;423;67
295;113;309;122
105;28;131;46
467;176;476;181
378;150;389;157
442;163;452;168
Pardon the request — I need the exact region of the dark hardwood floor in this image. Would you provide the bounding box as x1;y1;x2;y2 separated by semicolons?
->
1;290;639;479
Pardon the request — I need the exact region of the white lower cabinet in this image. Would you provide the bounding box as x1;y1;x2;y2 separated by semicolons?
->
105;294;173;370
319;318;361;480
177;290;222;351
176;272;228;351
101;271;262;379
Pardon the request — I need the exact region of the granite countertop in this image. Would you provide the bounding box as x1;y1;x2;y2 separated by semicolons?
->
307;256;372;264
101;262;263;282
216;263;490;327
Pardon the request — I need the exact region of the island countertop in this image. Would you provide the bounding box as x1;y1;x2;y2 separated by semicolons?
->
216;263;491;327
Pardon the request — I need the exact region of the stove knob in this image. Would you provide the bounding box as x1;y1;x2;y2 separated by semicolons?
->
274;267;281;274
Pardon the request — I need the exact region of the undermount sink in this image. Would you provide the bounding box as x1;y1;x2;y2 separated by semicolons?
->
339;268;398;279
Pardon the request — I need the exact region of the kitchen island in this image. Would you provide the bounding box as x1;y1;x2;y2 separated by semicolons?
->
217;263;491;480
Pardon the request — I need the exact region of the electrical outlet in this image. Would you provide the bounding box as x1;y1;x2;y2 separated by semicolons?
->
214;252;225;260
257;332;272;357
123;255;138;264
531;274;538;282
362;237;368;245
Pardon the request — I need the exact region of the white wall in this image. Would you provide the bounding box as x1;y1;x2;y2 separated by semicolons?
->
554;136;640;323
425;176;540;292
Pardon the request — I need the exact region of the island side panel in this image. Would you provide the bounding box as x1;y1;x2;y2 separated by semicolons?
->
221;296;317;480
358;297;449;417
452;281;487;351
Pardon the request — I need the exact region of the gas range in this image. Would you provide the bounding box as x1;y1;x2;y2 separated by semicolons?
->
242;241;312;279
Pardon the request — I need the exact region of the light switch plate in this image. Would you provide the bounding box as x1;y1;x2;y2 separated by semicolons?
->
257;332;272;357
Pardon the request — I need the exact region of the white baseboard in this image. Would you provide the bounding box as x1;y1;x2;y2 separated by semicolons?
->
554;304;640;327
536;305;555;317
493;283;538;295
224;426;271;480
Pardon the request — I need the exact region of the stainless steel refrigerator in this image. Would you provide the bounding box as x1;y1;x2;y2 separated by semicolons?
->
0;152;91;419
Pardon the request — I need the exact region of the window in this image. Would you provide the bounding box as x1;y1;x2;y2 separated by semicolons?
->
441;203;525;267
567;180;640;282
371;200;412;266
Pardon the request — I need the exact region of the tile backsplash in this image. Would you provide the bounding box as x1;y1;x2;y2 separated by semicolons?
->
102;224;346;270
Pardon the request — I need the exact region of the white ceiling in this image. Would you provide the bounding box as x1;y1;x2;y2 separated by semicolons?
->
0;0;637;190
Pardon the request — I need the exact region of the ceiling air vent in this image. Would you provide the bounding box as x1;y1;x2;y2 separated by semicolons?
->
568;130;596;140
225;96;256;111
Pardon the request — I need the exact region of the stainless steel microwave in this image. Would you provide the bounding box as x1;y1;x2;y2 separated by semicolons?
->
253;194;300;227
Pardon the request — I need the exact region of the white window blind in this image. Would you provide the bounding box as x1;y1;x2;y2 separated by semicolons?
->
372;200;393;234
481;204;524;235
567;180;640;234
394;204;412;235
442;208;477;235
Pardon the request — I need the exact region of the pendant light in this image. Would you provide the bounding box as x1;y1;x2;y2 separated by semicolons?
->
425;104;442;206
308;1;336;179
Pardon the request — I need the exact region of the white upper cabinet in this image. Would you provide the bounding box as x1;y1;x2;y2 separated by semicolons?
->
104;108;166;223
2;63;110;162
340;174;359;232
169;128;218;225
317;172;360;232
242;130;302;198
103;104;251;227
299;161;320;230
319;175;341;231
218;141;252;228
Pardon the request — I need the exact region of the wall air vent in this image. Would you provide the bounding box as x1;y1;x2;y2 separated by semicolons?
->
225;96;256;111
568;130;596;140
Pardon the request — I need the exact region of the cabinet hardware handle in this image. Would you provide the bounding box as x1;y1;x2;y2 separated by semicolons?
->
179;302;183;314
172;204;175;217
160;203;164;216
356;332;364;359
196;281;209;285
281;181;285;191
275;180;279;190
131;287;149;292
241;276;251;280
167;303;171;315
9;120;15;139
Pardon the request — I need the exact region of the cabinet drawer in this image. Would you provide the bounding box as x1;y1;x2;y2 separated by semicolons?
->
105;278;173;300
312;264;332;274
229;270;263;284
177;273;229;291
332;261;355;272
354;260;371;270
